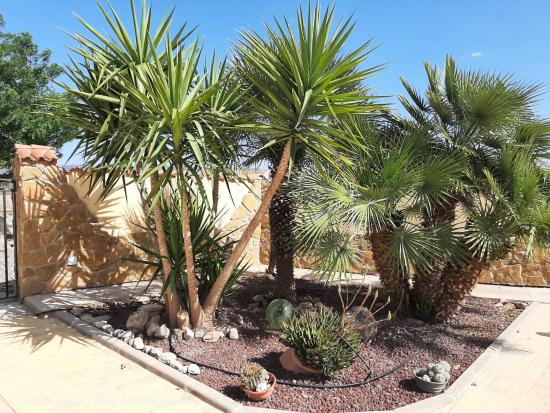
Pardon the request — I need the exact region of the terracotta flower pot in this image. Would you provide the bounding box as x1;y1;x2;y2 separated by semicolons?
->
279;348;322;374
242;372;276;401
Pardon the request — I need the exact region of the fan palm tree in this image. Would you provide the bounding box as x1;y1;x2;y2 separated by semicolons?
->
290;115;466;306
201;4;384;319
394;56;550;321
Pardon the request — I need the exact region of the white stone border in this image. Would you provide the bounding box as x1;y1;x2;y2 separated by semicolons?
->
51;302;541;413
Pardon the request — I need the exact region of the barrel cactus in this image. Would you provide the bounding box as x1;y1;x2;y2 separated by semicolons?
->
241;363;270;392
266;299;294;329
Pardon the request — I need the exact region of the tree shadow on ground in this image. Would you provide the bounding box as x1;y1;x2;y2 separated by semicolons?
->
0;300;89;352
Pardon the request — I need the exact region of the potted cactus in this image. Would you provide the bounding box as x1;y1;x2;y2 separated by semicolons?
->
280;307;361;376
413;360;451;394
241;363;276;401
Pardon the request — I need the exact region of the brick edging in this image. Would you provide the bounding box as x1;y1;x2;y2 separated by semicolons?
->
51;303;541;413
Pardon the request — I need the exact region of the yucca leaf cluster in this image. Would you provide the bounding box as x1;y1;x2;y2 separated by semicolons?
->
281;306;361;376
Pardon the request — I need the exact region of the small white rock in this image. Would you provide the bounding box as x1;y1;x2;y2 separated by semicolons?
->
133;337;145;350
183;328;195;340
101;324;114;335
169;360;187;373
158;352;177;365
113;329;125;338
187;363;200;375
149;347;162;357
194;329;205;339
228;328;239;340
94;320;108;329
155;324;170;339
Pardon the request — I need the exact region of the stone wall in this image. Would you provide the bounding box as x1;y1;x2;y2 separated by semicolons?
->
477;249;550;287
223;173;266;265
13;145;156;297
13;144;267;297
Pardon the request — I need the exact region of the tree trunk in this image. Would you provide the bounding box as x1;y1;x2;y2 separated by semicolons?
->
212;170;220;218
179;175;204;328
269;184;296;301
203;139;293;317
150;173;181;328
369;230;412;315
432;260;484;323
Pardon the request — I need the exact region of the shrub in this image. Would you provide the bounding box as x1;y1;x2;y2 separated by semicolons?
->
132;189;249;311
281;306;361;376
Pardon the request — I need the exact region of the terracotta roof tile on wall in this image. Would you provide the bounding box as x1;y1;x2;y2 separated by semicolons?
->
14;144;57;162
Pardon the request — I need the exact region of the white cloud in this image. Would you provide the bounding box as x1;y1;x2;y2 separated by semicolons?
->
471;51;482;58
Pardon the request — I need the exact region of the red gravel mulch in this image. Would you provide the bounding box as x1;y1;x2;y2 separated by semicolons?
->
89;277;523;413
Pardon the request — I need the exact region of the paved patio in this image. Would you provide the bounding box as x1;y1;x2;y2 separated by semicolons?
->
5;269;550;413
0;300;220;413
436;301;550;413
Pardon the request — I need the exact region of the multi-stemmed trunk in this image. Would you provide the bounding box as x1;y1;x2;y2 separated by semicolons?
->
202;140;294;325
414;199;485;322
150;172;181;328
369;230;411;315
268;182;296;301
431;259;484;322
178;173;204;328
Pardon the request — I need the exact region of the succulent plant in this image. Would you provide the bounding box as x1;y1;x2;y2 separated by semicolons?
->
266;299;295;329
281;306;361;377
241;363;270;392
416;360;451;384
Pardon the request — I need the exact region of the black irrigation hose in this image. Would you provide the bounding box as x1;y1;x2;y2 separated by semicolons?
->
174;350;402;389
169;331;402;390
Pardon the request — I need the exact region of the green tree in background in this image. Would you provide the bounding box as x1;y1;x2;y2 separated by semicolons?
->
0;15;75;168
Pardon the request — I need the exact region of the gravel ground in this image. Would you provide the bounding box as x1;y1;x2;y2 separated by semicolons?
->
94;277;523;413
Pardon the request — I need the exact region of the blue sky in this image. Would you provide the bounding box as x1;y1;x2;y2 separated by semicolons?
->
3;0;550;165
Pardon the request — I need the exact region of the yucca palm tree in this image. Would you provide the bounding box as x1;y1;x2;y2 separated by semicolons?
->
52;1;237;328
199;54;248;217
51;1;199;327
200;4;384;319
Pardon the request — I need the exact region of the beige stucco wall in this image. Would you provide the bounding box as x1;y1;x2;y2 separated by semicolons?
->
13;145;266;298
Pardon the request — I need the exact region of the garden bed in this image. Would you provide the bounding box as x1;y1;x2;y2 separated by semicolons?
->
82;276;524;413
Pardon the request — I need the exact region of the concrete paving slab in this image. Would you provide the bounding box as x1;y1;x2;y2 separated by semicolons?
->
0;301;220;413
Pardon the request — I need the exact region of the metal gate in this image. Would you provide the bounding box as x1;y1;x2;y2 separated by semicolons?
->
0;179;17;299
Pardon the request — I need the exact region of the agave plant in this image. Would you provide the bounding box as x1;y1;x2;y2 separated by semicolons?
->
281;306;361;377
